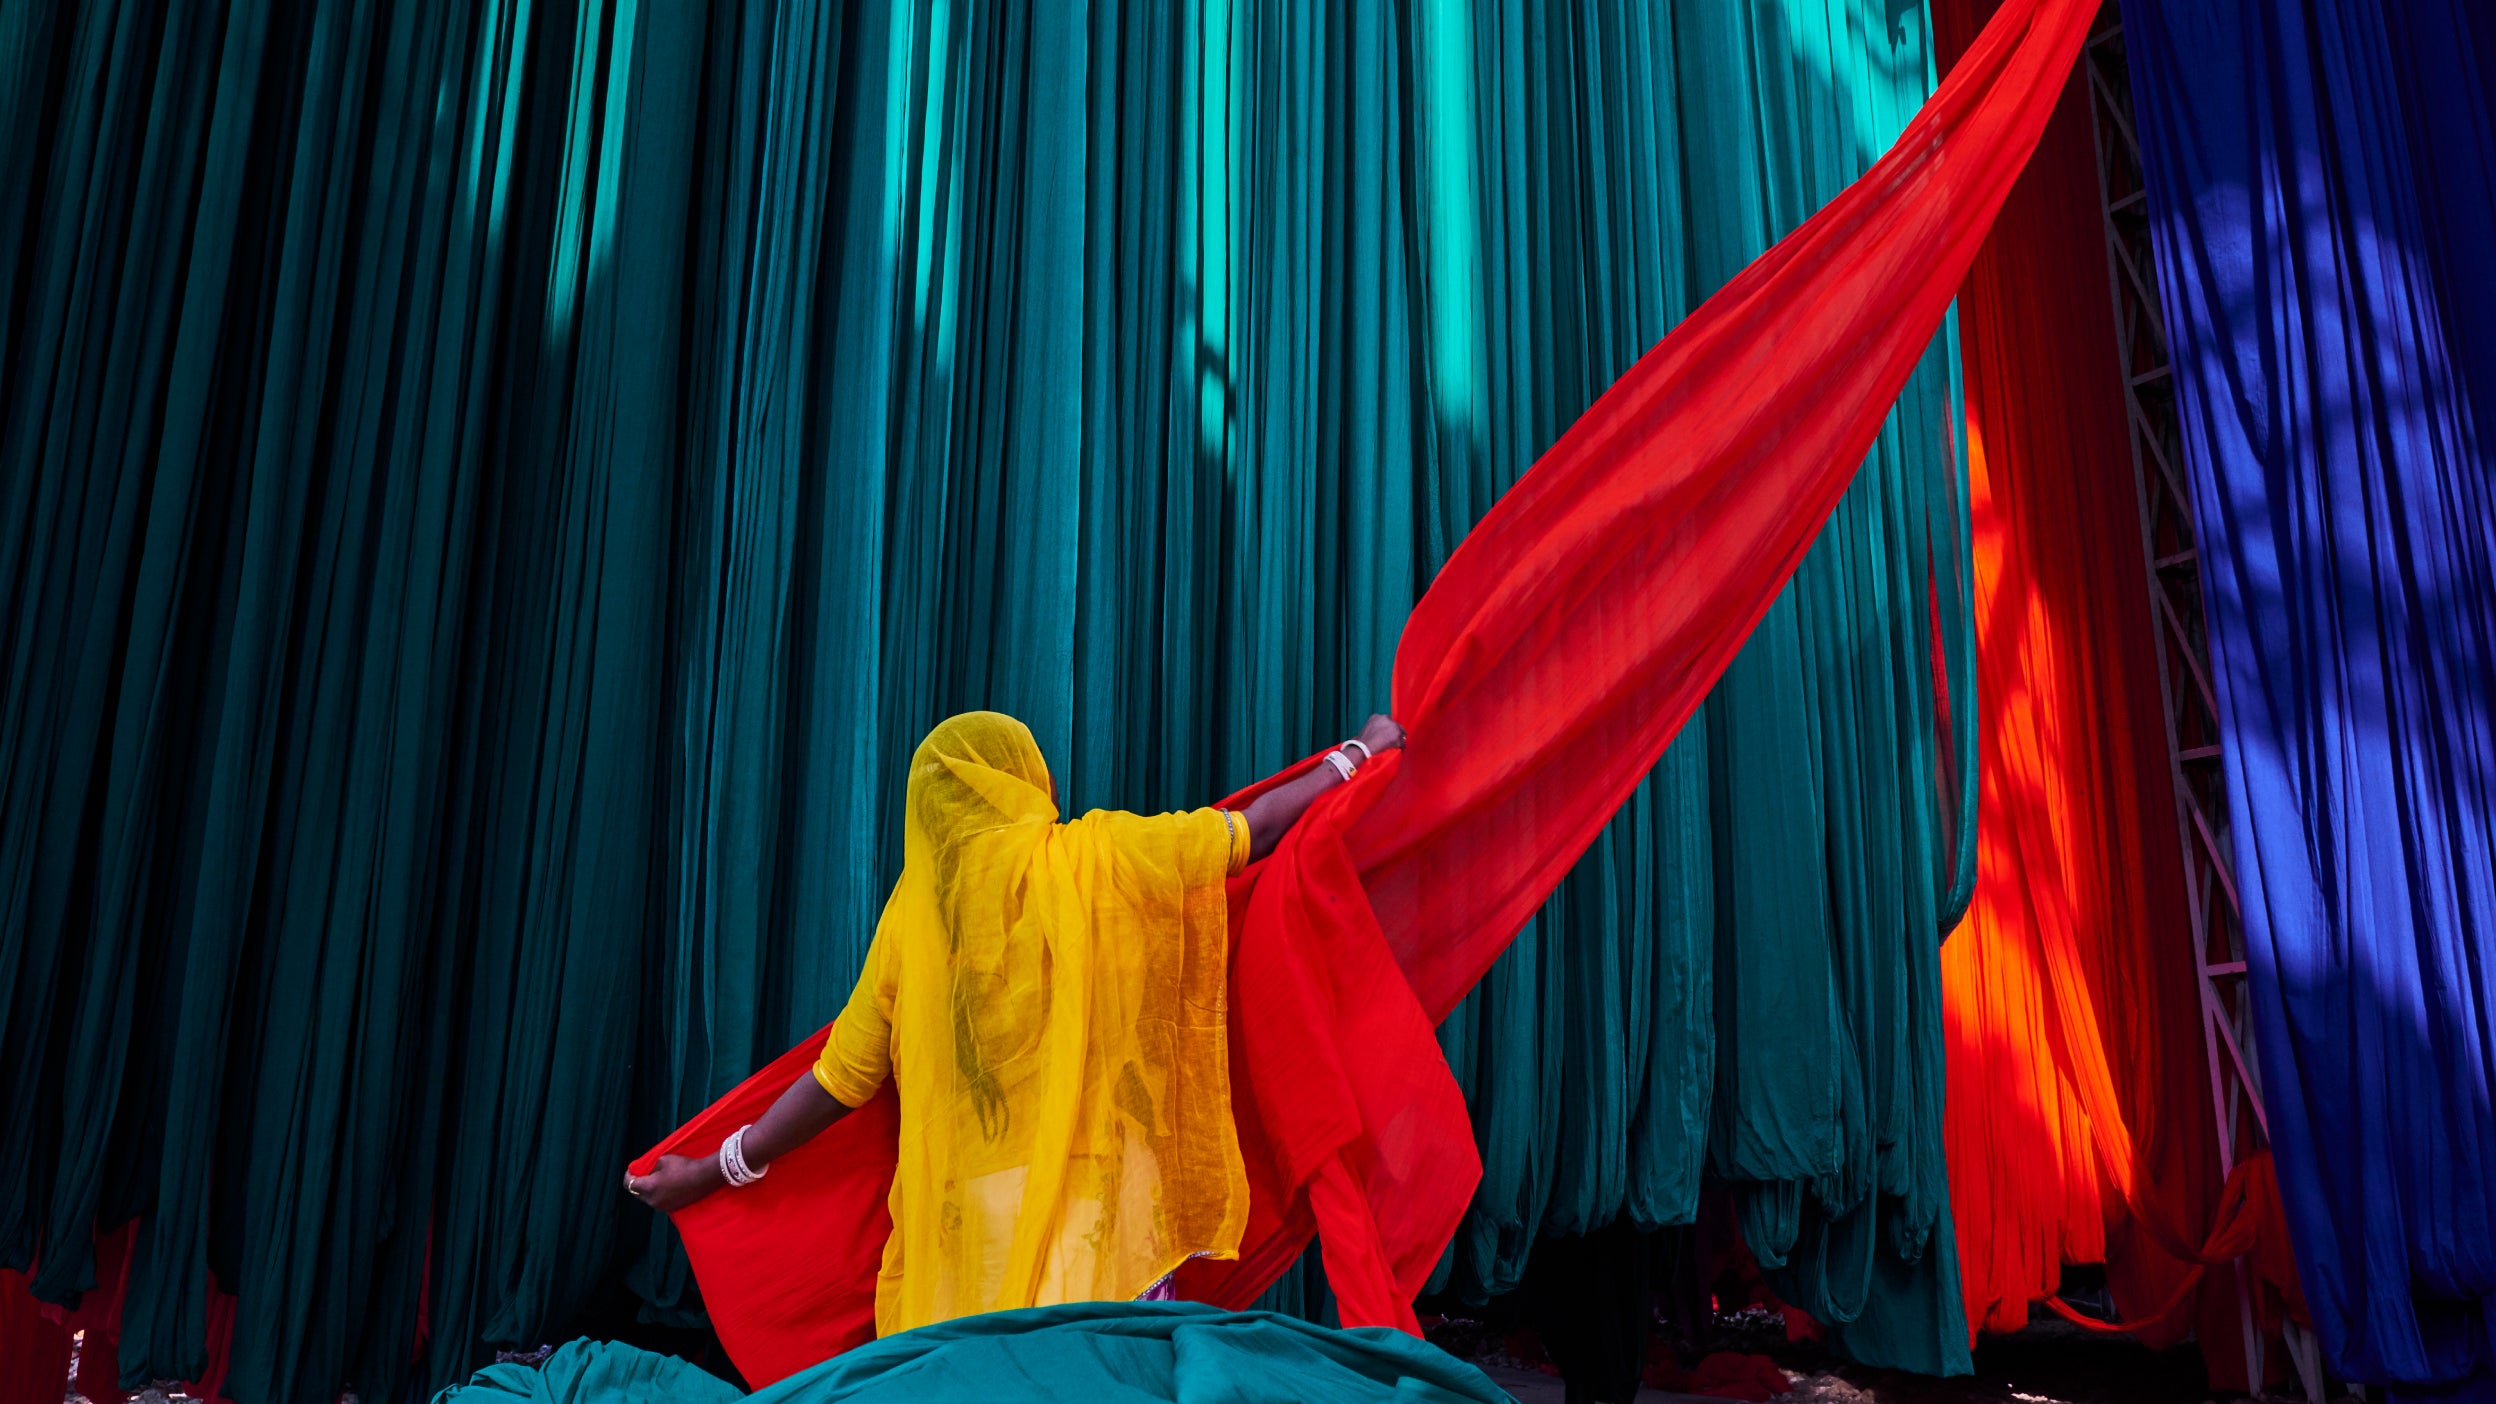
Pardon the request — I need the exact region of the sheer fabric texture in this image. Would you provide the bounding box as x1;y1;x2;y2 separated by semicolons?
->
808;713;1249;1337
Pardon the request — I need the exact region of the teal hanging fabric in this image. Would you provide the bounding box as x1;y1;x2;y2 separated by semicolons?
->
1412;0;1707;1302
1399;4;1977;1375
1702;0;1980;1356
420;3;703;1396
0;2;1976;1398
1692;9;1976;1374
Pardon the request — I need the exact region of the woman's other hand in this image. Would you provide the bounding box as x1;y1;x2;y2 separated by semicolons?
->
624;1073;856;1214
625;1153;724;1214
1356;713;1406;757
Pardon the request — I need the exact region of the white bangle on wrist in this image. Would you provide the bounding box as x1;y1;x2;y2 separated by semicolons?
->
719;1124;769;1187
1322;750;1357;782
1340;738;1373;762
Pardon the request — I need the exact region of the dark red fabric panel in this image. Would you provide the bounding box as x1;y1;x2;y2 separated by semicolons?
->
1928;1;2302;1389
0;1239;124;1404
640;0;2097;1382
0;1271;73;1404
0;1225;231;1404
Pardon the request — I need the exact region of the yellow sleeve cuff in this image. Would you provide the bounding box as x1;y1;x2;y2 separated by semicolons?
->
814;1017;889;1110
811;1058;859;1109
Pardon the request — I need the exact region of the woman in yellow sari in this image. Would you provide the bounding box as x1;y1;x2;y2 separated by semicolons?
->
627;709;1404;1337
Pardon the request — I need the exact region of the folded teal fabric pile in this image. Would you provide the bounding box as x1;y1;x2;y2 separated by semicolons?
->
435;1304;1511;1404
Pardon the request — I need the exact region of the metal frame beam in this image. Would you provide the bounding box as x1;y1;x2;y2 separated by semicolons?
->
2077;11;2318;1399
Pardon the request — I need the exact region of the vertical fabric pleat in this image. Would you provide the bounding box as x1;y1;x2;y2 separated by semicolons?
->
0;2;1976;1397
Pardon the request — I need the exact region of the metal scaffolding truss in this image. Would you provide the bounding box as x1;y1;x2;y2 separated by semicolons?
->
2079;11;2320;1399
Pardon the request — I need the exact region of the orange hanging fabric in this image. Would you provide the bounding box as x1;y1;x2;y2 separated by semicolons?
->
637;0;2099;1383
1929;1;2302;1387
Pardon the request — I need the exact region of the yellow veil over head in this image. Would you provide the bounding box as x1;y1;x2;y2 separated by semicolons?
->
816;712;1247;1333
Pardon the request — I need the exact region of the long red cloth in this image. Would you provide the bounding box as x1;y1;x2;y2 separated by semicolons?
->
1928;2;2302;1388
635;0;2096;1383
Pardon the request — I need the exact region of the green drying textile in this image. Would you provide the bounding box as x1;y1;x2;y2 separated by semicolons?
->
434;1307;1508;1404
0;1;1973;1398
1698;4;1979;1373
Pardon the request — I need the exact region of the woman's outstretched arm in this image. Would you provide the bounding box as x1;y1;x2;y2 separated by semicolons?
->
1239;714;1405;862
629;920;897;1215
625;1072;856;1214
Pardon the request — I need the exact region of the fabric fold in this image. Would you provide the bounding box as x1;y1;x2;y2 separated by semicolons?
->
431;1306;1508;1404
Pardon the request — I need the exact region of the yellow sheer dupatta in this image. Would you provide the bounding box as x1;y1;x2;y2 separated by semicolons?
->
816;712;1247;1335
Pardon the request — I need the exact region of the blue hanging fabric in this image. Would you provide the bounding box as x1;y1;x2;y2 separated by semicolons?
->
2123;1;2496;1396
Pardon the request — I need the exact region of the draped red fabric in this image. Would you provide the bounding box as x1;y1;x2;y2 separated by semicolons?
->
0;1229;133;1404
0;1224;231;1404
636;0;2097;1383
0;1271;72;1404
1929;1;2301;1388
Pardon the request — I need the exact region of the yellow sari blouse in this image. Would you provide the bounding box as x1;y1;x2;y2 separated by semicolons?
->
812;712;1251;1336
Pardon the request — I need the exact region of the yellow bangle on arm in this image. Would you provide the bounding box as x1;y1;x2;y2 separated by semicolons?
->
1221;808;1252;876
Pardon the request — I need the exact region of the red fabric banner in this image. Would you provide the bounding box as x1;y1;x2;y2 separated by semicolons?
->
638;0;2097;1383
1929;1;2303;1388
